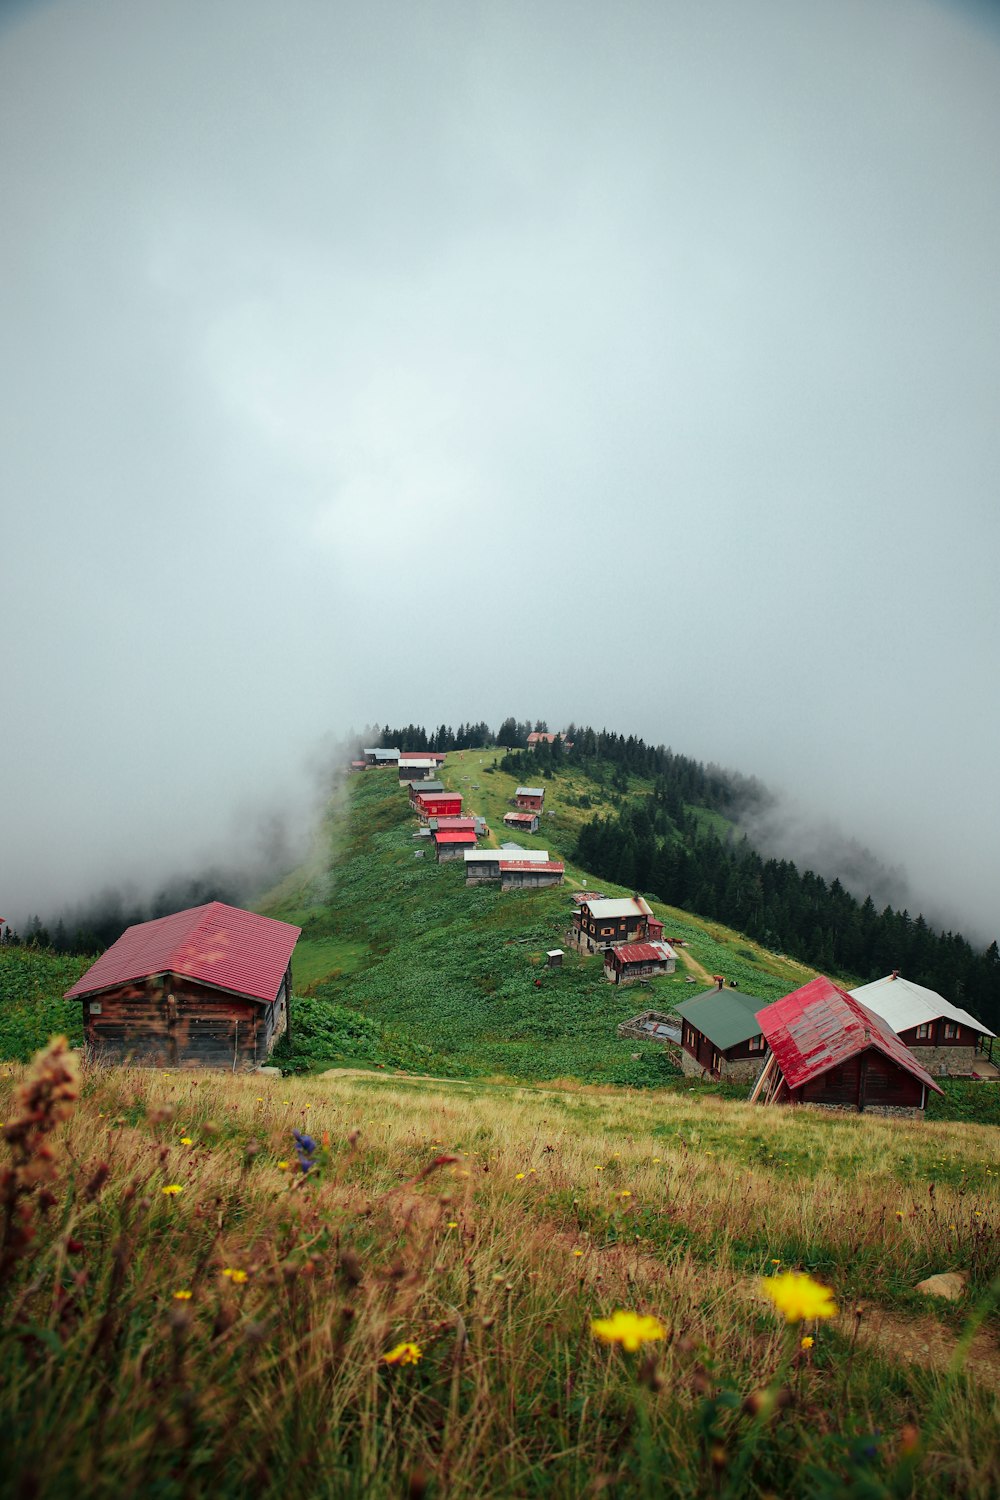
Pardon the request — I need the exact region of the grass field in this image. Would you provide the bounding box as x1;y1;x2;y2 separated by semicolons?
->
1;1048;997;1499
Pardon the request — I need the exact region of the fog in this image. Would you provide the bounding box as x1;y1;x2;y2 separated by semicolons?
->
2;0;998;945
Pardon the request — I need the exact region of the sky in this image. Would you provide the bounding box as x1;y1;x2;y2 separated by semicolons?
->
2;0;999;943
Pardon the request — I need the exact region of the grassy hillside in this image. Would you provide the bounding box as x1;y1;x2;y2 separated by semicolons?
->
0;947;88;1060
1;1053;996;1498
258;756;822;1083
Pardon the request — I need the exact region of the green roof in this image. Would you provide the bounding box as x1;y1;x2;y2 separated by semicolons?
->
673;988;764;1051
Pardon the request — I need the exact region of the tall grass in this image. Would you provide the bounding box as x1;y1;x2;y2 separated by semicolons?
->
2;1051;998;1498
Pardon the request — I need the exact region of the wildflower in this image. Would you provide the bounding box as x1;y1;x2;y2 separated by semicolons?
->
179;1137;193;1147
221;1268;248;1284
895;1210;904;1219
800;1335;814;1350
277;1160;290;1170
591;1310;667;1352
619;1190;632;1199
161;1184;184;1196
292;1130;318;1175
382;1341;422;1365
573;1249;584;1257
771;1258;781;1266
515;1173;525;1180
173;1289;193;1301
761;1271;837;1324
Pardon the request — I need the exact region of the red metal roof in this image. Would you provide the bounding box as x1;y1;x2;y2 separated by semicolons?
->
399;751;446;760
499;860;565;872
609;942;674;965
431;817;476;830
64;903;301;1005
433;829;477;844
755;977;943;1095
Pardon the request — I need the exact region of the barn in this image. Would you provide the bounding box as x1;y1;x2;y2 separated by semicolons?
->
753;976;944;1117
514;786;545;811
603;939;678;985
849;972;995;1076
432;828;478;861
65;902;300;1069
673;985;767;1082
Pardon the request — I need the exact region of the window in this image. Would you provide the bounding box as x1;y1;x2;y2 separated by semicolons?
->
916;1023;930;1039
712;1052;722;1073
748;1035;762;1051
944;1023;957;1039
601;926;614;936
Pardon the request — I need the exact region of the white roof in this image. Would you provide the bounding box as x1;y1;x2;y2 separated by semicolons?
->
581;897;649;920
516;786;545;797
464;848;550;864
364;747;400;759
849;974;995;1039
399;758;438;769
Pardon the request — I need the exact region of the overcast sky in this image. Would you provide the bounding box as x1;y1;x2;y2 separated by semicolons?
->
2;0;998;943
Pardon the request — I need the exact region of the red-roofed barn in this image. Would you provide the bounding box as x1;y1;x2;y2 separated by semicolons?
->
753;976;944;1117
65;903;300;1069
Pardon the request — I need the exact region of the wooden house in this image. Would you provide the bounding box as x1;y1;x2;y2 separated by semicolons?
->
65;902;300;1070
573;896;655;952
515;786;545;811
673;985;767;1082
527;732;573;750
399;750;447;765
753;976;944;1117
414;790;462;821
499;859;564;890
504;808;540;834
603;940;677;985
398;758;440;783
408;778;444;806
465;848;551;885
849;973;995;1076
432;828;478;861
363;747;400;766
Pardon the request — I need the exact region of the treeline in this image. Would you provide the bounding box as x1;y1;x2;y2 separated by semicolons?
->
4;874;251;957
575;802;1000;1032
377;722;495;751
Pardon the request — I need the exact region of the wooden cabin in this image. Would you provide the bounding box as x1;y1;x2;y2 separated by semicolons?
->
65;902;300;1069
753;976;944;1117
398;758;439;783
499;859;564;890
414;790;462;821
464;848;551;885
849;973;995;1076
603;940;677;985
408;778;444;806
504;809;540;834
433;828;478;861
673;986;767;1082
573;896;654;952
514;786;545;811
363;747;400;766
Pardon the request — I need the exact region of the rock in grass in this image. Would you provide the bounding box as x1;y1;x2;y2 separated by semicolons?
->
915;1272;967;1301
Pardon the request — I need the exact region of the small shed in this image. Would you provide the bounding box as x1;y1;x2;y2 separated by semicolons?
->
546;949;564;968
603;940;678;986
515;786;545;811
753;976;944;1117
65;902;300;1069
849;973;995;1076
674;986;767;1082
504;809;540;834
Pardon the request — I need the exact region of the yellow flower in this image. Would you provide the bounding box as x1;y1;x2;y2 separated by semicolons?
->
446;1221;458;1228
382;1341;422;1365
515;1173;525;1180
619;1190;632;1199
761;1271;837;1324
771;1258;781;1266
161;1184;183;1196
221;1268;248;1284
179;1137;193;1146
277;1160;290;1170
173;1289;193;1300
590;1310;667;1352
800;1335;814;1349
573;1249;584;1257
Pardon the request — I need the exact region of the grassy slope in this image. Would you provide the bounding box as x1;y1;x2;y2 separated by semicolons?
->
257;753;823;1083
1;1060;997;1498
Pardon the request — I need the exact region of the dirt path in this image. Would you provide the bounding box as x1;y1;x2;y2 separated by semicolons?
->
674;943;714;987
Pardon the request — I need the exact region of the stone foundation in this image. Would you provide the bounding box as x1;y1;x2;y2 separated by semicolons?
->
801;1102;925;1120
908;1044;978;1077
678;1048;765;1085
617;1011;677;1041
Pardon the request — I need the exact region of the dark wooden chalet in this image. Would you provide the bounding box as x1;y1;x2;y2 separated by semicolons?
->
515;786;545;811
849;973;995;1076
674;985;767;1082
504;808;540;834
65;902;300;1069
499;859;564;890
433;828;478;861
408;778;444;805
573;896;655;952
465;848;551;885
363;747;400;766
398;758;439;783
603;940;678;985
753;976;944;1116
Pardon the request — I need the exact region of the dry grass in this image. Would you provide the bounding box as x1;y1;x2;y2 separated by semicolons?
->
1;1053;998;1499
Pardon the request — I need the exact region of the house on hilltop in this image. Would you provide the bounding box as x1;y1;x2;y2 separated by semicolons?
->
432;826;478;861
753;976;944;1117
398;758;440;784
504;808;540;834
604;940;677;986
572;895;655;952
527;732;573;750
414;789;462;821
849;972;994;1076
65;903;300;1069
673;985;766;1082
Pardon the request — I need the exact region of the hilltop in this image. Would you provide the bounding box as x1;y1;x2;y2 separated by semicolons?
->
256;750;821;1084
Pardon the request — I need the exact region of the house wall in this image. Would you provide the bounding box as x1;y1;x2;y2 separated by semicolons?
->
604;957;676;985
896;1023;980;1074
575;911;648;947
500;868;563;889
793;1049;925;1112
80;973;278;1068
515;794;544;810
678;1025;765;1082
436;842;473;862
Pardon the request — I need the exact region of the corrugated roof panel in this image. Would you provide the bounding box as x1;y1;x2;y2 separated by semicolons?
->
675;988;765;1051
849;974;995;1038
609;941;677;965
65;903;301;1004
